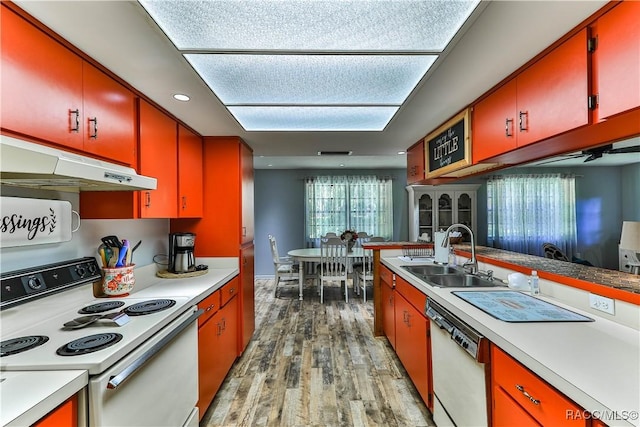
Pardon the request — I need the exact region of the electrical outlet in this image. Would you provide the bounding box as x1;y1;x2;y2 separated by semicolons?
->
589;293;615;315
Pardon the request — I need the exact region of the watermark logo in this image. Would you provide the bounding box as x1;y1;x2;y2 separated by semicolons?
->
566;409;639;422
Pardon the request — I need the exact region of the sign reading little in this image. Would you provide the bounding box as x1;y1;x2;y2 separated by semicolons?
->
425;109;471;179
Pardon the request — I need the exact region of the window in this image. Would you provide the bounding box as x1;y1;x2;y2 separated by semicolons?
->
305;175;393;245
486;174;577;258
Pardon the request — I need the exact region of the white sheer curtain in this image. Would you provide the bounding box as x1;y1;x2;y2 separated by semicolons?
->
487;174;577;258
305;175;393;247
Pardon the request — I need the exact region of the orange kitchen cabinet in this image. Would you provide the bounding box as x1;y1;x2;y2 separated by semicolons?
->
473;29;589;162
591;1;640;121
177;124;203;218
1;5;83;150
33;395;78;427
493;384;541;427
1;5;135;165
491;345;587;426
138;100;178;218
394;289;432;410
395;274;427;313
380;266;396;350
406;140;425;184
81;62;136;166
197;283;238;420
171;136;255;354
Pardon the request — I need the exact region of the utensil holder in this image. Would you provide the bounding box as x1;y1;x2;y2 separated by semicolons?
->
101;265;135;296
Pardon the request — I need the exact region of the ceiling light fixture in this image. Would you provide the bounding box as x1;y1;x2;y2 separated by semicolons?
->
397;151;406;155
173;93;190;102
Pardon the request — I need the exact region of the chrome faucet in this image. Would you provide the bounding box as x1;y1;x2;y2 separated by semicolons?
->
441;223;477;274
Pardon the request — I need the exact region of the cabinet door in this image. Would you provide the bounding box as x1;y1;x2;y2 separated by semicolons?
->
381;277;396;349
516;29;589;147
454;191;475;242
221;295;239;374
33;395;78;427
493;385;541;427
239;244;255;354
436;192;454;231
395;293;430;406
407;141;425;184
198;309;225;419
240;142;254;244
82;62;136;165
139;100;178;218
472;79;518;162
177;125;203;218
593;1;640;120
1;6;83;150
418;193;434;242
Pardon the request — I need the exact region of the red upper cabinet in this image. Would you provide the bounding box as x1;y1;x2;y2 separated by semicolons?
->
1;5;136;165
473;29;589;162
406;140;425;184
139;100;178;218
82;62;136;165
516;28;589;147
1;5;83;150
178;124;204;218
592;1;640;121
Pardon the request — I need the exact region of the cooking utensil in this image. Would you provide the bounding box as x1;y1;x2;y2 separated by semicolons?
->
116;240;129;267
129;240;141;264
98;244;108;268
101;235;122;249
63;311;130;329
108;247;119;267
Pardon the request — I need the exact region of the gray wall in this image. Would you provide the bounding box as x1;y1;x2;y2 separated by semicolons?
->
254;169;408;276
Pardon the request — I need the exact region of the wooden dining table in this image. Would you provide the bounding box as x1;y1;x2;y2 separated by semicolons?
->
287;247;367;300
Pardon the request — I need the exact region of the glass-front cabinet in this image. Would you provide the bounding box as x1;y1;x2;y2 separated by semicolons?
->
407;185;479;242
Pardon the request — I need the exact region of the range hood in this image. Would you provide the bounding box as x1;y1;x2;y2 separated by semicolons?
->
0;135;157;192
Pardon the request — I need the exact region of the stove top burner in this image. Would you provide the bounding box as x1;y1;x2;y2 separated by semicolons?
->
56;333;123;356
78;300;126;314
1;335;49;357
124;299;176;316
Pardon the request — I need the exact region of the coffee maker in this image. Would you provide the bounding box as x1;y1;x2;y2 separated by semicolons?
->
168;232;196;273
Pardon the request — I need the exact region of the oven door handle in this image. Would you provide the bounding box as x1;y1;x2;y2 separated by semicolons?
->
107;308;203;390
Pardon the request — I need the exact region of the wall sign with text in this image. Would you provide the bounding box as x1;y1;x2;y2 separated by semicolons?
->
0;197;79;248
425;109;472;179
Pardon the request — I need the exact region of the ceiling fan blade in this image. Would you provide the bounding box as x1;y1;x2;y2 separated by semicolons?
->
607;145;640;154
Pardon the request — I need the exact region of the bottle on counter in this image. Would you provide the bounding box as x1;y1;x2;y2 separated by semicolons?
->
530;270;540;295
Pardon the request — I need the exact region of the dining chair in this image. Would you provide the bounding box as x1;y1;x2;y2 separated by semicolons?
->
318;239;349;303
354;248;374;302
268;234;299;297
368;236;386;242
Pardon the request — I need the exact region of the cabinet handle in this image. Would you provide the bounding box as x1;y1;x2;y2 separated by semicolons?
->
88;117;98;139
69;109;80;133
242;226;247;237
518;111;528;132
182;196;187;210
144;191;151;208
217;322;223;336
515;384;540;405
221;317;226;331
505;118;513;137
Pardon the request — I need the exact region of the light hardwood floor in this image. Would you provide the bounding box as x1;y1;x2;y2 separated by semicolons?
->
201;278;435;427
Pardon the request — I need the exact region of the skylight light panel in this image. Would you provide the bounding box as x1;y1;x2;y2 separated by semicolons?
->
184;54;436;105
139;0;480;52
228;106;399;131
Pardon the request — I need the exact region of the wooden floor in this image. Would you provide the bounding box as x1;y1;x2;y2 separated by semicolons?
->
201;278;435;427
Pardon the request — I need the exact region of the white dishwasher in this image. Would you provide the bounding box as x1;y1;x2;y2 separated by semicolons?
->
426;299;489;427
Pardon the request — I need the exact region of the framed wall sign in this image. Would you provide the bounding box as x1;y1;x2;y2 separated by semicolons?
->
0;197;78;248
425;109;472;179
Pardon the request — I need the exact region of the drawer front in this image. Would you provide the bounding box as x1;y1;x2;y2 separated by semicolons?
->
380;264;394;288
395;275;427;314
221;277;240;307
492;346;586;426
198;290;220;327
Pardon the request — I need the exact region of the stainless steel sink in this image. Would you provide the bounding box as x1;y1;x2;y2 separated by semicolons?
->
423;274;502;288
402;264;462;276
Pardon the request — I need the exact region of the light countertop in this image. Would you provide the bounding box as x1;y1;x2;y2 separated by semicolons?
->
382;255;640;427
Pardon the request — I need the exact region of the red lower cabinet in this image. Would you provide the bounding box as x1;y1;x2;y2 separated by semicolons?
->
33;395;78;427
491;345;587;426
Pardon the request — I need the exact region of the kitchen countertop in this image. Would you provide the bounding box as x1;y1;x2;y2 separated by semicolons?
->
0;257;238;427
382;255;640;427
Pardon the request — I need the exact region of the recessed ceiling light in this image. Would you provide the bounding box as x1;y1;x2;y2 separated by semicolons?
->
339;164;345;167
173;93;190;102
397;151;406;155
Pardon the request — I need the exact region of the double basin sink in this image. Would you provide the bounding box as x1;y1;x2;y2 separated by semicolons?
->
402;264;502;288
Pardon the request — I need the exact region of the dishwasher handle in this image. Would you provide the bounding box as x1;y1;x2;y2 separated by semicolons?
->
107;308;203;390
426;308;454;334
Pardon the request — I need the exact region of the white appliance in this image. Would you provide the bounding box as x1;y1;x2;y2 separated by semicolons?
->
426;299;488;427
0;258;201;426
0;135;157;191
